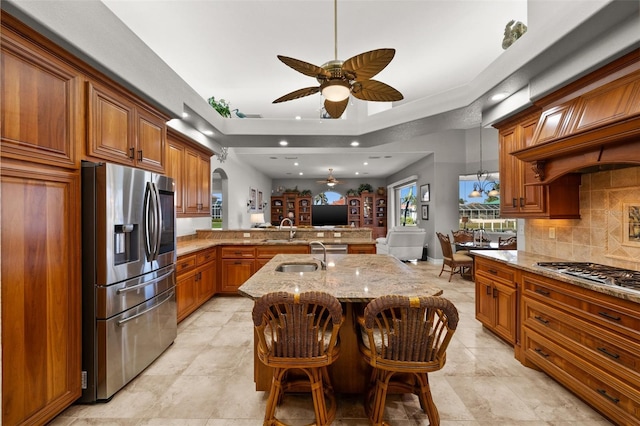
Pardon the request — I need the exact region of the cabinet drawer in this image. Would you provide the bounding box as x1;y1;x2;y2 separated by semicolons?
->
524;298;640;380
524;328;640;424
221;246;256;258
475;258;515;283
523;272;640;341
255;245;308;258
196;248;216;264
176;254;196;274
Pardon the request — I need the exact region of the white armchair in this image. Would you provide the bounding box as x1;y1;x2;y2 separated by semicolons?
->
375;226;427;261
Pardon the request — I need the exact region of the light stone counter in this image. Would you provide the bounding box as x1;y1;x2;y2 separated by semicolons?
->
238;253;443;302
472;250;640;304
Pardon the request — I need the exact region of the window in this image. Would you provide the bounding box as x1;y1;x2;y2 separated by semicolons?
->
396;182;417;226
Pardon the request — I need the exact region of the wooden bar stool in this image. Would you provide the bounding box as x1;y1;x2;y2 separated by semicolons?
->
252;291;344;426
358;295;459;426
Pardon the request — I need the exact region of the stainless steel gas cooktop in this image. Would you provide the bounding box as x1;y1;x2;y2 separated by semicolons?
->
536;262;640;294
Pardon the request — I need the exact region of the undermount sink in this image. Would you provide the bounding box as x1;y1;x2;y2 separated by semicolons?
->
275;263;319;273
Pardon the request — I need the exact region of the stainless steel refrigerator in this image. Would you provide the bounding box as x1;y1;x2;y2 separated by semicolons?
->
80;161;177;402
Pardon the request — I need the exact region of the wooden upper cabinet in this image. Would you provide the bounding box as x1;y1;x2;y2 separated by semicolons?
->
496;110;580;219
166;129;213;217
86;80;167;173
1;23;82;169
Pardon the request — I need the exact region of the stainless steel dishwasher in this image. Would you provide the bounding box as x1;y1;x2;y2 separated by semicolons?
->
311;244;348;255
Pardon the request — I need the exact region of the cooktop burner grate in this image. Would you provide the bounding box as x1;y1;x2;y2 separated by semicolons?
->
536;262;640;293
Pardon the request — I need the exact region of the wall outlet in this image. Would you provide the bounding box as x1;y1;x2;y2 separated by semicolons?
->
334;232;341;238
243;233;251;238
316;232;324;237
548;227;556;239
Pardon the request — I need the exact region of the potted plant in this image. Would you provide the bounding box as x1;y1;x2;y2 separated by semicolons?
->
207;96;231;118
299;189;312;197
346;188;359;197
358;183;374;195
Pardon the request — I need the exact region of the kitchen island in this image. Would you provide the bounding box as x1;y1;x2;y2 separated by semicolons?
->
238;253;443;393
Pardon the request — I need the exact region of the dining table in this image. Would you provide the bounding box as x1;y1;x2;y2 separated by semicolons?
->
238;253;443;393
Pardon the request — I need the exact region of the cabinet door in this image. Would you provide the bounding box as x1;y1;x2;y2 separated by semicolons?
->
197;262;217;304
499;125;521;216
87;81;136;167
220;259;255;293
198;152;211;215
493;280;518;343
1;164;82;425
184;147;209;216
135;106;166;173
348;244;376;254
166;140;185;214
1;32;81;168
475;274;495;328
176;271;197;323
519;117;546;215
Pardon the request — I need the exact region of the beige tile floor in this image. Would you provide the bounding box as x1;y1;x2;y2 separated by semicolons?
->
52;261;613;425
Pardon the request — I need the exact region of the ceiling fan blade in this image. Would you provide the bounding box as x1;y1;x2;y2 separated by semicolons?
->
342;49;395;81
273;86;320;103
351;80;403;102
324;98;349;118
277;55;331;79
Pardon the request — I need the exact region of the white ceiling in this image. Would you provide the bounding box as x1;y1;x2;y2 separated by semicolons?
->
96;0;632;181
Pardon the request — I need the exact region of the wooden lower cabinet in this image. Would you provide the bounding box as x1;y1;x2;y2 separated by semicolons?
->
220;246;256;294
474;257;518;345
521;272;640;424
1;162;82;425
175;248;216;322
347;244;376;254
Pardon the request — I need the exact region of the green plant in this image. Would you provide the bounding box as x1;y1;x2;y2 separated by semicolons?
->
346;188;358;197
299;189;312;196
207;96;231;118
357;183;374;194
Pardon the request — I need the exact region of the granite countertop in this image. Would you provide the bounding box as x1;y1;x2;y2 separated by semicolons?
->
472;250;640;304
237;254;443;302
176;238;376;257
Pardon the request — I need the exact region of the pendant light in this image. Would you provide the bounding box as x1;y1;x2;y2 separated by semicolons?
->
469;126;500;198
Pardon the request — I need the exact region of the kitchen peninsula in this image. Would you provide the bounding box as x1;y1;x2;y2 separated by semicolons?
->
238;253;443;393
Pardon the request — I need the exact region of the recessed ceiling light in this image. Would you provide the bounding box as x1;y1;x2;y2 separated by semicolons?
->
363;162;368;166
299;172;303;175
279;140;288;146
355;172;359;175
182;112;189;118
202;130;213;136
295;116;301;120
350;141;359;146
491;92;509;101
294;162;299;166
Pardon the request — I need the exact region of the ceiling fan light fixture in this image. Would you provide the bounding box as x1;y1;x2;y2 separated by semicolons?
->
326;181;336;187
320;80;351;102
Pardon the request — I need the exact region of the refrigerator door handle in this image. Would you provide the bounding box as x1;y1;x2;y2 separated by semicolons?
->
144;182;160;260
115;267;175;295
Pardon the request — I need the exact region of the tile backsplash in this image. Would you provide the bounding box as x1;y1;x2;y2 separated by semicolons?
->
525;166;640;270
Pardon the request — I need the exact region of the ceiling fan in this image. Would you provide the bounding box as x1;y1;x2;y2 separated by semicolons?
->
317;168;343;187
272;0;403;119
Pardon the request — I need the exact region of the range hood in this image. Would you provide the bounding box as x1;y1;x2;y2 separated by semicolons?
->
512;49;640;184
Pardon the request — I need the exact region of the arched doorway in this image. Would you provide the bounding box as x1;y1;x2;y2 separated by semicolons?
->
212;168;228;229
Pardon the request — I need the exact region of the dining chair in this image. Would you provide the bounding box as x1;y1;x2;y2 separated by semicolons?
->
498;236;517;250
437;232;474;281
252;291;344;426
357;295;459;426
451;229;474;255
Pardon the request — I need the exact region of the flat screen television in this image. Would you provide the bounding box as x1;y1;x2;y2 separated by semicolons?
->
311;205;348;227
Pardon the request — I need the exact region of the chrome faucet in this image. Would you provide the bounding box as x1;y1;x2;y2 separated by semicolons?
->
309;240;327;270
279;218;296;240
